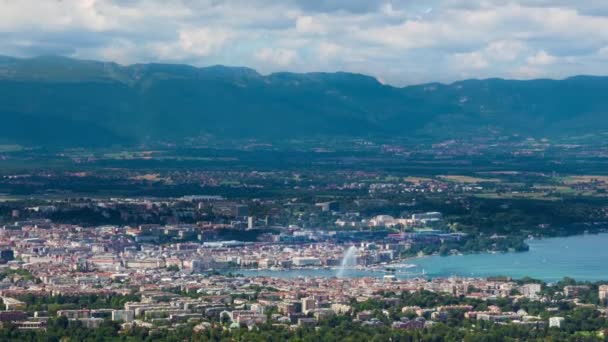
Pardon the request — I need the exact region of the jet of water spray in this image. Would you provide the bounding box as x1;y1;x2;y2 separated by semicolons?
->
337;246;358;277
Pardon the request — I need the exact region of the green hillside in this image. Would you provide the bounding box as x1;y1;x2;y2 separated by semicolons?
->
1;56;607;146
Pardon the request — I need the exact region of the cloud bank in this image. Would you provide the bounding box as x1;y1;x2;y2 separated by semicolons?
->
1;0;608;85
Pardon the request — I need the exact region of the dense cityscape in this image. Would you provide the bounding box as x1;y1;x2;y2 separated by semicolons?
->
0;141;608;341
0;127;607;342
3;1;608;340
0;210;607;341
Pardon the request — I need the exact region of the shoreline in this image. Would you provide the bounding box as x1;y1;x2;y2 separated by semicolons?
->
224;233;608;282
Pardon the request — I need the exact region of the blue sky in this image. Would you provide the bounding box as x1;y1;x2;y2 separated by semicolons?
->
1;0;608;85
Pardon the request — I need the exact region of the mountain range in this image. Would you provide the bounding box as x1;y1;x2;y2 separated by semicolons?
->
1;55;607;147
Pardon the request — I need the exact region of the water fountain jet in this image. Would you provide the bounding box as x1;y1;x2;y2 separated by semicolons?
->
337;246;358;277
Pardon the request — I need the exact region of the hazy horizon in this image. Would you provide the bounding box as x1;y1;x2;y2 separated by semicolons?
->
4;53;608;87
2;1;608;86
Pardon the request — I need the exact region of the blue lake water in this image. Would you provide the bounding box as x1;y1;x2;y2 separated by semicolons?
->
237;233;608;282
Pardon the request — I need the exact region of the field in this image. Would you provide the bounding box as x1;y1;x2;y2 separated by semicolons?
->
438;175;501;184
0;145;24;153
403;176;434;184
474;192;561;201
562;176;608;184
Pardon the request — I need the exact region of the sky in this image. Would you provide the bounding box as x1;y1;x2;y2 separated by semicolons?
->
1;0;608;85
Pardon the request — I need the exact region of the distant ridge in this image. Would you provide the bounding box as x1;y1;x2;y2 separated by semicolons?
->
1;55;607;146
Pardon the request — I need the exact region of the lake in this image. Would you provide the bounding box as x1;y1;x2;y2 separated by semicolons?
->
237;233;608;282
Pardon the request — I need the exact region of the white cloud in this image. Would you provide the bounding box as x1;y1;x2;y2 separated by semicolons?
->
295;15;327;34
598;46;608;58
178;28;234;57
511;65;545;79
317;42;341;62
0;0;608;84
448;40;526;73
255;48;298;66
450;51;489;70
95;39;138;64
484;40;526;62
527;50;556;65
